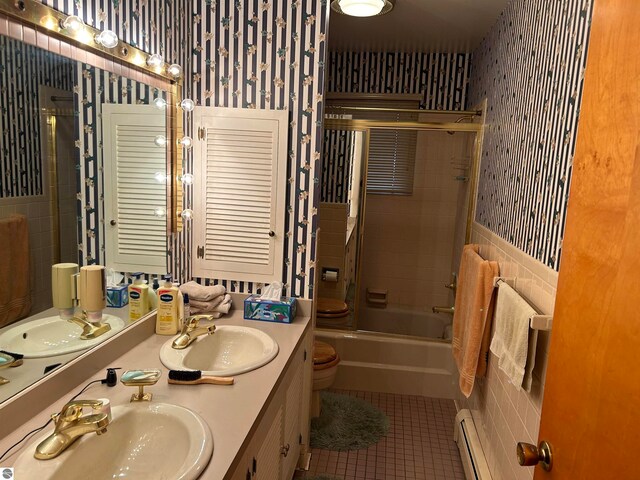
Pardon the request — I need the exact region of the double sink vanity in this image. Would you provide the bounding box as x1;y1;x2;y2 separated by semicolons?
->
0;296;313;480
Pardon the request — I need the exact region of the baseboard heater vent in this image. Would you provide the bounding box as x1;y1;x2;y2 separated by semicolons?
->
454;409;492;480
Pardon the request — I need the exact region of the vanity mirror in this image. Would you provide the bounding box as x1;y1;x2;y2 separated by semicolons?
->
0;27;173;404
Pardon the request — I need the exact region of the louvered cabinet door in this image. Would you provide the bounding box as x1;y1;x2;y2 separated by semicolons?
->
102;104;167;274
193;108;288;283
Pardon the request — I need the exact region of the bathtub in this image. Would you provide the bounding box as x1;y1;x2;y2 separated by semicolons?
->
357;305;452;339
315;328;457;399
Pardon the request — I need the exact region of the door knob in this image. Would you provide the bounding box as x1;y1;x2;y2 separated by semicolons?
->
110;220;116;226
268;230;275;237
517;440;553;471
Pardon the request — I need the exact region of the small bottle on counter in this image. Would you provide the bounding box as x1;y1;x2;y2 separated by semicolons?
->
128;273;149;321
156;275;180;335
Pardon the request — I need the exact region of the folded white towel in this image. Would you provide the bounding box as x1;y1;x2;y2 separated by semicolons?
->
179;281;226;302
489;282;538;392
190;294;232;317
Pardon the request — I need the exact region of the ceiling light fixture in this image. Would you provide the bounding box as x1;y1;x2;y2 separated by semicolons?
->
331;0;394;17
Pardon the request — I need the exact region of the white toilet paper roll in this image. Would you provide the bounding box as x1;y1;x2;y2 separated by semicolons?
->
324;270;338;282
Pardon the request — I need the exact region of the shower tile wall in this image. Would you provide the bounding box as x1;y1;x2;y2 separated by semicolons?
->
460;222;557;480
359;130;471;315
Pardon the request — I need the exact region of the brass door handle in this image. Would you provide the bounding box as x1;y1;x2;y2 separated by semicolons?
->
517;441;553;471
280;443;290;457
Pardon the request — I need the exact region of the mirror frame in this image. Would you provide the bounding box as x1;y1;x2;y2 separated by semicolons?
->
0;0;183;234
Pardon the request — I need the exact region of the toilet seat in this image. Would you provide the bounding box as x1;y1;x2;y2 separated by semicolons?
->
313;341;340;371
317;298;349;321
317;298;349;315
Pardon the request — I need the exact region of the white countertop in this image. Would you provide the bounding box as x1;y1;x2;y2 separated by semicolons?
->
0;307;311;480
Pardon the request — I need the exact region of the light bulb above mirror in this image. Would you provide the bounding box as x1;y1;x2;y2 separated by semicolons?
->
181;209;194;221
153;97;168;109
153;207;167;218
178;136;193;149
146;54;163;68
180;99;195;112
154;172;169;183
95;29;119;48
154;135;168;147
167;64;182;78
179;173;194;185
61;15;85;33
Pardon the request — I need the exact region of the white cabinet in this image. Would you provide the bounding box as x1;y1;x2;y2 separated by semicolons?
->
192;107;288;283
230;328;312;480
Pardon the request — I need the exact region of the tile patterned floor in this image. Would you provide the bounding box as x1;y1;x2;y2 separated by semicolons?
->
296;390;465;480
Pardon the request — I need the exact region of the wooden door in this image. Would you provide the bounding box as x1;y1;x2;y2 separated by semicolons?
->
534;0;640;478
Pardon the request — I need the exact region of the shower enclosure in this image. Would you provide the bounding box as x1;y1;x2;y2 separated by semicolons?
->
317;95;483;342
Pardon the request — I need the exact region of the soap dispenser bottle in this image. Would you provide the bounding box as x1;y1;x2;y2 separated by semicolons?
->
128;273;149;321
156;275;180;335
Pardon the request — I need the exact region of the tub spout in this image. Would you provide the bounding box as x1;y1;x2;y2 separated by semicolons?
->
432;306;454;315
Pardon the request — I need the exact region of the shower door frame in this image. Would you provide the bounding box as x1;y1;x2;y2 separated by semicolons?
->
324;108;485;334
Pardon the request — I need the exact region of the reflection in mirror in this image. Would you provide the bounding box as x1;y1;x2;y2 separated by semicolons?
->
316;128;367;329
0;33;168;404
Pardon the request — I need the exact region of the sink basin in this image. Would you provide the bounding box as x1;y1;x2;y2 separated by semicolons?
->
0;315;126;358
13;402;213;480
160;325;279;376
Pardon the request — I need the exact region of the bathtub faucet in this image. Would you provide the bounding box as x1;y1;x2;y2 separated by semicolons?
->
432;306;455;315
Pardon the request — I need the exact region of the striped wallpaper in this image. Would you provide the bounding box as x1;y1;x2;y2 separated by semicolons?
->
327;51;470;110
469;0;594;271
190;0;328;299
0;35;74;198
321;129;355;204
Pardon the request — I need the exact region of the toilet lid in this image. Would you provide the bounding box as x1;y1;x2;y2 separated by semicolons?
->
317;297;349;314
313;341;337;365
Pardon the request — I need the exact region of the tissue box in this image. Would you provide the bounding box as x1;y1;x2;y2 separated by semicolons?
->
106;285;129;308
244;295;297;323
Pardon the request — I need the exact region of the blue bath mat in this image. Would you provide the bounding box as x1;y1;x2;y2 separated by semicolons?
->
310;391;389;451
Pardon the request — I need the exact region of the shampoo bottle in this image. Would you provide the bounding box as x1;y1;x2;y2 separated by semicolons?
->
156;275;180;335
128;273;149;321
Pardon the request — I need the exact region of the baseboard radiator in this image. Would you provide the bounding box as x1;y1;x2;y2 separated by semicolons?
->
454;410;492;480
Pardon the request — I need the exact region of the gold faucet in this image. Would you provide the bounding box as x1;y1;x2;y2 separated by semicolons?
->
172;315;216;350
68;311;111;340
35;399;110;460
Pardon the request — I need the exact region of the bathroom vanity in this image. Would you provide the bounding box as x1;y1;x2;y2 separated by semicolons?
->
0;297;314;480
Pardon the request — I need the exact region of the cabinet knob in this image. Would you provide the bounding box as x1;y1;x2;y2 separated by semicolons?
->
110;220;117;226
517;441;553;471
280;443;290;457
269;230;275;238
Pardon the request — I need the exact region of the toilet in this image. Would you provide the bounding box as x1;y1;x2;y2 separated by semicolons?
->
316;297;350;327
311;340;340;417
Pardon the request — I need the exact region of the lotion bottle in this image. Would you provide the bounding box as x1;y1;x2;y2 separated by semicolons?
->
128;273;149;321
156;275;180;335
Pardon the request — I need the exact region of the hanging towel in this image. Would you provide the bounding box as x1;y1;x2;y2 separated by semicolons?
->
179;281;226;301
190;294;232;317
452;244;499;398
0;215;31;328
490;282;538;392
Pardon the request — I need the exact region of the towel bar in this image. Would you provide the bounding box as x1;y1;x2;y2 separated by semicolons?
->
493;277;553;331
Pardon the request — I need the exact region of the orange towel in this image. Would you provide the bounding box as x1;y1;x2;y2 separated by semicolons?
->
452;244;499;397
0;214;31;328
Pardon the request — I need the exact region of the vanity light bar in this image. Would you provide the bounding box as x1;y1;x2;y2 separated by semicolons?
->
0;0;182;82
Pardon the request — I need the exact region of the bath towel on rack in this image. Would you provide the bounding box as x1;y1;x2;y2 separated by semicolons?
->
452;244;499;398
0;214;31;328
490;281;537;392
